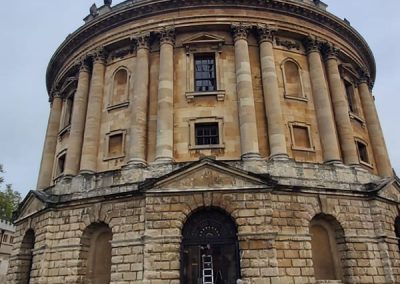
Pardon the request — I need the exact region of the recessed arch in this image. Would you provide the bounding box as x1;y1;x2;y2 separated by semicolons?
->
281;57;305;99
181;207;240;284
110;67;130;106
17;229;35;284
79;222;113;284
310;214;345;281
394;216;400;252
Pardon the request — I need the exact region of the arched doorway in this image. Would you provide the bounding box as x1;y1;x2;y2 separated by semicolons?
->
19;229;35;284
181;208;240;284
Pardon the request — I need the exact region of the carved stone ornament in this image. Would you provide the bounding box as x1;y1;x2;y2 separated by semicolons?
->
76;56;90;73
231;23;252;42
104;0;112;6
89;3;98;17
91;47;107;64
321;42;340;60
275;38;301;50
257;24;277;43
159;27;175;45
302;36;322;54
135;33;151;50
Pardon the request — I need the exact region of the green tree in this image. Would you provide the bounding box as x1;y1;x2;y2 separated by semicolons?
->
0;164;21;221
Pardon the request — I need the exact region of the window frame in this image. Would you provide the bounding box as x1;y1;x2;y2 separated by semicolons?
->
355;138;372;167
281;58;307;102
104;129;126;161
194;53;217;92
189;117;225;150
289;122;315;152
107;67;130;111
53;149;67;180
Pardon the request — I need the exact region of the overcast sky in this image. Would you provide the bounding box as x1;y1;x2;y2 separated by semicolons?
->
0;0;399;198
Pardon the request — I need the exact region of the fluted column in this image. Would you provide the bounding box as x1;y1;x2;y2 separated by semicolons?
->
80;49;106;174
128;34;150;166
358;73;392;177
232;24;261;160
64;59;91;176
37;92;63;189
323;43;359;166
155;28;174;163
304;37;341;164
257;25;288;160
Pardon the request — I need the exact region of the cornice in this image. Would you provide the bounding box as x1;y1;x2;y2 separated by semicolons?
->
46;0;376;95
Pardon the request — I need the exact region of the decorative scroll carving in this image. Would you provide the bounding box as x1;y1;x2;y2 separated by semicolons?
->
321;42;340;60
76;56;90;73
135;33;150;50
231;23;251;42
159;27;175;45
257;24;277;43
302;36;322;54
91;47;107;64
276;38;301;50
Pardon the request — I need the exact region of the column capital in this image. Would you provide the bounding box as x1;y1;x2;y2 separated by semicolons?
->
135;33;151;50
256;24;277;44
159;27;175;46
321;42;340;61
90;47;107;64
231;23;252;42
357;66;371;83
75;56;90;73
303;36;322;54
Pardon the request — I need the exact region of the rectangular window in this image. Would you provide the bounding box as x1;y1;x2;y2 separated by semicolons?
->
293;126;311;149
57;153;66;176
194;54;216;92
10;236;14;244
344;80;355;113
195;123;219;145
108;133;123;157
356;140;369;164
2;234;8;243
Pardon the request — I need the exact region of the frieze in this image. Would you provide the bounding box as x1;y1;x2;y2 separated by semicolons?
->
275;37;300;50
46;0;376;93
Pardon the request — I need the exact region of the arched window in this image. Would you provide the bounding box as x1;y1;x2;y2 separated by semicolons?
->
395;217;400;252
282;59;304;99
81;223;112;284
17;229;35;283
111;68;129;106
310;214;344;281
181;207;240;284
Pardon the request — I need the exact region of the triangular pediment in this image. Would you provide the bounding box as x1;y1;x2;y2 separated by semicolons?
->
375;178;400;203
141;158;276;193
14;191;50;222
182;33;225;45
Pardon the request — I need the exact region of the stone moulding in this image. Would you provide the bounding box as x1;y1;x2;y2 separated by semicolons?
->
46;0;375;97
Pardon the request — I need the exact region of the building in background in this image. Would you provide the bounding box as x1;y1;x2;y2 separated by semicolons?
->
7;0;400;283
0;220;15;284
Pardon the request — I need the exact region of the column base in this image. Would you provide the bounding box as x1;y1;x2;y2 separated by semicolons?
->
268;153;289;161
153;156;174;164
127;158;148;168
324;159;343;165
241;152;262;161
79;169;96;175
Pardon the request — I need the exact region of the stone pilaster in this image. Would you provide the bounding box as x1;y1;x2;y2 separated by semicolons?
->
358;71;392;177
304;37;341;164
37;92;63;189
155;28;175;163
232;23;261;160
322;43;359;166
128;34;150;166
80;49;106;174
64;59;91;176
257;25;288;160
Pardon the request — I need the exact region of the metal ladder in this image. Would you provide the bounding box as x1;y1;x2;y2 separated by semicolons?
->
202;254;214;284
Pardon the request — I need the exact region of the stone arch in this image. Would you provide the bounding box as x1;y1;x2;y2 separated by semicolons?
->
110;67;130;106
394;216;400;252
310;213;345;282
78;222;113;284
180;206;240;283
281;57;305;98
15;229;35;284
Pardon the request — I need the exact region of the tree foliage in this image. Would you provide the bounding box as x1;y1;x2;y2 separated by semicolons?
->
0;164;21;221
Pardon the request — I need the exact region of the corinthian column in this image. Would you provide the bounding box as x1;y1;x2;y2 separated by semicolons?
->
257;25;288;160
80;49;106;174
64;59;91;176
37;92;62;189
128;34;150;166
358;72;392;177
155;28;174;163
323;43;359;166
232;23;261;160
304;37;341;164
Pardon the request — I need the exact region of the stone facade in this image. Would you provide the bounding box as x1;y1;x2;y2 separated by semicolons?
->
7;0;400;283
0;220;15;284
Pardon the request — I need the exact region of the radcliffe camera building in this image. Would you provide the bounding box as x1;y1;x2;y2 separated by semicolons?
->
7;0;400;283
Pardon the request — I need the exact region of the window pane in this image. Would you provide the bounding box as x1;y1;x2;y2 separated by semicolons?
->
194;54;216;92
195;123;219;145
